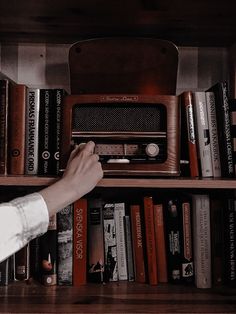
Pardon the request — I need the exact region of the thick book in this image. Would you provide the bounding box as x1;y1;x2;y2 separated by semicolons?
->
57;204;73;285
8;84;27;175
180;91;199;177
224;198;236;286
123;215;135;281
130;204;146;283
73;198;88;286
39;214;57;286
114;202;128;281
0;79;9;175
192;194;211;288
207;82;234;177
14;243;30;281
87;198;104;283
143;196;158;285
153;203;168;283
205;91;221;177
193;91;213;177
0;258;10;286
25;88;40;175
103;203;118;282
29;237;40;281
229;98;236;175
38;89;54;176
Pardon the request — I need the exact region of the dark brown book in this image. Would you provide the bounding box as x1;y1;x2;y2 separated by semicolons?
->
143;196;158;285
14;244;30;281
0;79;9;174
180;91;199;177
73;198;87;286
8;84;27;175
130;204;146;283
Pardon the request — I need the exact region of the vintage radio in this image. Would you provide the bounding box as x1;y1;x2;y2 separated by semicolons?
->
60;94;180;176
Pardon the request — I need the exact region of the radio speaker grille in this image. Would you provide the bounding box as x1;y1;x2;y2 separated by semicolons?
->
72;103;166;132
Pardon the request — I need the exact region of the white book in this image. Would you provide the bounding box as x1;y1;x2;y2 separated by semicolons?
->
205;91;221;177
193;92;213;177
25;88;40;174
192;194;211;288
114;202;128;280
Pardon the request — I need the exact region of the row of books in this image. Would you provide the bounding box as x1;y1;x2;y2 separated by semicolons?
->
180;81;236;178
0;78;66;176
1;192;235;288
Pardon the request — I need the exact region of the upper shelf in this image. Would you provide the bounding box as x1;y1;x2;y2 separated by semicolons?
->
0;175;236;189
0;0;236;46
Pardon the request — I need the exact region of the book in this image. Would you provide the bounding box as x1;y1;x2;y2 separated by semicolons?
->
14;244;30;281
207;82;234;177
192;194;211;288
39;214;57;286
153;203;168;283
229;98;236;175
0;79;9;174
143;196;158;285
123;215;135;281
103;203;118;282
130;204;146;283
57;204;73;285
87;198;104;283
25;88;40;175
8;84;27;175
114;202;128;281
180;91;199;177
29;237;40;281
205;91;221;177
193;91;213;177
38;89;54;176
224;198;236;286
0;258;10;286
73;198;88;286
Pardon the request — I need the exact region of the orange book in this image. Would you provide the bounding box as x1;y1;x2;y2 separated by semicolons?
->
143;196;158;285
73;198;87;286
130;204;146;283
153;204;168;283
8;84;26;175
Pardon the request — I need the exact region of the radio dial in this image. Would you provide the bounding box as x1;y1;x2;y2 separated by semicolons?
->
145;143;160;157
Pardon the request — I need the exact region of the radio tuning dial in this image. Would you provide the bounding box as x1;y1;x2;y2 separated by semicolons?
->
145;143;160;157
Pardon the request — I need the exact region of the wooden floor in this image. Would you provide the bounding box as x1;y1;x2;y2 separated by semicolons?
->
0;282;236;313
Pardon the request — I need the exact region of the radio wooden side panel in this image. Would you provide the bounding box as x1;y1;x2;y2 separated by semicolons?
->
60;94;180;176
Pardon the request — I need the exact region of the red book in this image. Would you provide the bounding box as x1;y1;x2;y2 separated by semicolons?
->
130;204;146;283
73;198;87;286
143;196;158;285
153;203;168;283
8;84;27;175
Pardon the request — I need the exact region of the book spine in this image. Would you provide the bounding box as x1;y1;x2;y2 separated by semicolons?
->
29;237;40;281
57;204;73;285
229;98;236;175
130;204;146;283
165;198;182;283
38;89;54;176
193;91;213;177
73;198;88;286
153;203;168;283
114;202;128;281
14;243;30;281
0;79;9;175
181;91;199;177
51;89;65;175
224;198;236;285
192;194;212;288
143;196;158;285
88;198;104;283
0;258;9;286
123;215;135;281
25;88;40;175
205;91;221;177
103;203;118;282
8;84;27;175
40;214;57;286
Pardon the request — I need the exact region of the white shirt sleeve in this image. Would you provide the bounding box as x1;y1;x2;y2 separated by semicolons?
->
0;192;49;262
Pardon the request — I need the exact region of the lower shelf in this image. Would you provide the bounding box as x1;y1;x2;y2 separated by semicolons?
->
0;281;236;313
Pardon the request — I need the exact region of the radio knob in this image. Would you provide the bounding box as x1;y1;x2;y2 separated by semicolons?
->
145;143;160;157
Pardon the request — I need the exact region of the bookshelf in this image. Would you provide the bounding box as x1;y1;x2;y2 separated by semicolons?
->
1;0;236;313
